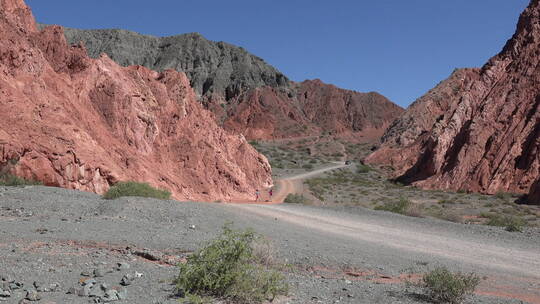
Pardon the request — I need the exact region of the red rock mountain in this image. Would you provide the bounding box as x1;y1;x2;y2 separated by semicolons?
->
221;80;403;140
59;26;404;141
367;0;540;204
0;0;272;201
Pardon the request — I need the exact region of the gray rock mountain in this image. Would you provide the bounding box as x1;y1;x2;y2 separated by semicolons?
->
60;27;290;100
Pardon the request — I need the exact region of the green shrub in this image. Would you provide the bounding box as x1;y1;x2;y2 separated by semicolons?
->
422;267;480;304
284;194;308;204
374;197;411;215
175;225;288;303
485;214;526;232
495;191;510;200
302;163;314;170
356;164;372;174
103;181;171;200
0;173;42;186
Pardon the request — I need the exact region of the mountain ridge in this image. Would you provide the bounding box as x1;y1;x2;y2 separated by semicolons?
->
367;0;540;204
56;25;403;140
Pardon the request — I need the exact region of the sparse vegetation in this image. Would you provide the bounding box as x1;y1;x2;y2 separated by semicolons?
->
483;214;526;232
103;181;171;200
302;163;314;170
175;225;288;303
0;173;42;186
374;197;412;215
421;267;480;304
356;164;372;174
284;193;308;204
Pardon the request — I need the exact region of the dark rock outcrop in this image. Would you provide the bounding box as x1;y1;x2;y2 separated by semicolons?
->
367;0;540;204
60;27;291;100
1;0;272;201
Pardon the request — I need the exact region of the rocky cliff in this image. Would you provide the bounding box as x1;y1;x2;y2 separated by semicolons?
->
59;27;403;140
222;79;402;140
367;0;540;204
0;0;272;201
61;27;291;101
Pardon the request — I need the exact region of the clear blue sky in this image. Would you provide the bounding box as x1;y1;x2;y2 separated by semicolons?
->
26;0;529;108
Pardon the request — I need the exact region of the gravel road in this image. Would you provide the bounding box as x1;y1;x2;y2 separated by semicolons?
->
1;184;538;303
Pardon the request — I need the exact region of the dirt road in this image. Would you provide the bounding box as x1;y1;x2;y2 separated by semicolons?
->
271;162;347;203
226;166;540;303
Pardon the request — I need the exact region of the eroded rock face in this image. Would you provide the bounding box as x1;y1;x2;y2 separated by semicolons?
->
367;0;540;204
0;0;272;201
222;80;403;140
57;26;403;140
60;27;291;101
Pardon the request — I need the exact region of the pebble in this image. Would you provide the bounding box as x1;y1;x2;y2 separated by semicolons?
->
116;262;130;271
94;268;106;278
103;289;119;302
25;290;40;301
0;289;10;298
82;279;97;287
120;274;133;286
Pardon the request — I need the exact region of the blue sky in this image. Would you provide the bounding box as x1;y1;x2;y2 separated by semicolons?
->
26;0;529;108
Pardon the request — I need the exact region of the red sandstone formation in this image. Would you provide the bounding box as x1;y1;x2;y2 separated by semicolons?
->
367;0;540;204
0;0;272;201
222;80;403;140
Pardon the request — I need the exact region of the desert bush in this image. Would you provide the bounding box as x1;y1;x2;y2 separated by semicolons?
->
356;164;372;174
103;181;171;200
484;214;526;232
0;173;42;186
302;163;314;170
494;191;512;200
374;197;412;215
284;193;308;204
175;225;288;303
421;267;480;304
433;211;463;223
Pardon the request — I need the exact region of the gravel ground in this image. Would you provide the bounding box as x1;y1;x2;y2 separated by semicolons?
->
1;185;538;303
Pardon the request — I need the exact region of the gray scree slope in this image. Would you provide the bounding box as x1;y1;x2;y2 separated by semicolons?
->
60;27;290;99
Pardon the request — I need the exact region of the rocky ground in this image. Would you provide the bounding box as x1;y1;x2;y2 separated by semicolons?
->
1;185;539;304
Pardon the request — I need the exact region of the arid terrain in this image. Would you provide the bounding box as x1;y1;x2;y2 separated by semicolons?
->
1;0;540;303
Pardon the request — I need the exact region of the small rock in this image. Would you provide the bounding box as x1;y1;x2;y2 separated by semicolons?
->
25;290;40;301
120;274;133;286
81;278;97;287
0;275;12;282
9;282;23;290
103;289;119;302
66;286;78;294
116;263;130;271
134;272;143;278
344;280;352;285
89;286;105;298
77;285;91;297
117;288;127;300
0;289;10;298
80;271;92;277
93;268;106;278
188;225;196;229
